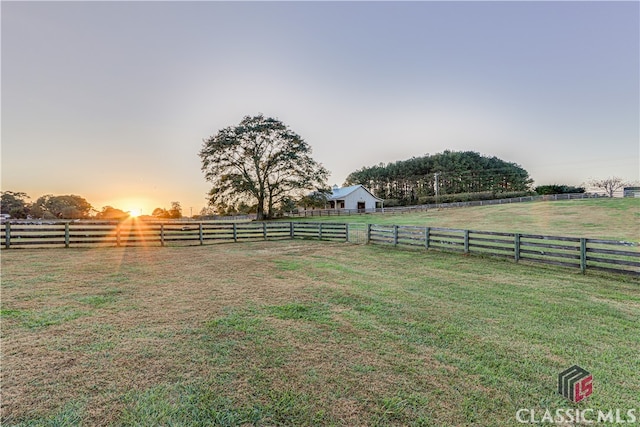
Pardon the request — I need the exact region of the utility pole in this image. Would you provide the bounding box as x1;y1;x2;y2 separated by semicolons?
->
434;172;440;205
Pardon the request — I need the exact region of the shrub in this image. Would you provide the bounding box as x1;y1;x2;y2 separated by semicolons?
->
534;185;585;195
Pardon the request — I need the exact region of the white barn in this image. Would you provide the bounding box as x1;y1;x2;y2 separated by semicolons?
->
328;185;383;211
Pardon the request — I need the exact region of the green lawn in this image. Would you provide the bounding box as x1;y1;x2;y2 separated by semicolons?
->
287;198;640;242
2;240;638;426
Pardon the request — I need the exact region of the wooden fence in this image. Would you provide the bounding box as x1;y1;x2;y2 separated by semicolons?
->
366;224;640;276
3;220;638;276
1;221;348;248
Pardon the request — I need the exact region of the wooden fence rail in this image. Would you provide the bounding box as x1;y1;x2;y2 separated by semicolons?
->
2;221;638;276
1;221;348;249
367;224;639;276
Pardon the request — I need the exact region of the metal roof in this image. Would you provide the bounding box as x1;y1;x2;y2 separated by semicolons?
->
329;185;382;201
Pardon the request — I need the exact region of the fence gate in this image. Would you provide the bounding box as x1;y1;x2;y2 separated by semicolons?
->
347;223;368;244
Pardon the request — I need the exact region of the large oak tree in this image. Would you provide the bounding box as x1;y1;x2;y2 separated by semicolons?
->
200;115;329;219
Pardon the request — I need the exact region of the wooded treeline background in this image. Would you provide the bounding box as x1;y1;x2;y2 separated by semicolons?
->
345;151;535;205
8;148;621;218
0;192;184;220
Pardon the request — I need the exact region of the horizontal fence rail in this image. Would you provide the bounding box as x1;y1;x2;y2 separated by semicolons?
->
366;224;639;276
285;193;602;218
2;220;637;276
1;221;347;249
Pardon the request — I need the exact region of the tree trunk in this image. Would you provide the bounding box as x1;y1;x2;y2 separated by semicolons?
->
267;200;274;219
266;190;274;219
256;195;265;220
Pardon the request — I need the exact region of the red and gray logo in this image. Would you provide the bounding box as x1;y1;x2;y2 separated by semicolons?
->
558;365;593;403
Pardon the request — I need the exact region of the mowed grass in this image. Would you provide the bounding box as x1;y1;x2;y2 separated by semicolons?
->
2;241;639;426
289;198;640;242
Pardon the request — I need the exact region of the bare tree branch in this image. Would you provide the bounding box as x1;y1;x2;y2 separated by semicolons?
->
588;177;631;197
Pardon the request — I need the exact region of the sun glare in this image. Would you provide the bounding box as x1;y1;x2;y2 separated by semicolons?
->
129;209;141;218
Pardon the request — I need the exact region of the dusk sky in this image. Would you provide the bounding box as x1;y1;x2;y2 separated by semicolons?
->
2;1;638;216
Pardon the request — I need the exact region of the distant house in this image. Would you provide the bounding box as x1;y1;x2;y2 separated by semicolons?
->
623;187;640;198
328;185;383;211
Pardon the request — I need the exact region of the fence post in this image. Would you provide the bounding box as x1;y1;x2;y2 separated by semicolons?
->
290;222;294;239
319;223;323;240
345;223;350;242
367;224;372;244
160;224;165;247
263;222;267;240
116;224;121;247
233;223;237;242
393;225;398;246
514;233;520;262
580;238;587;273
5;222;11;249
425;227;430;249
199;223;204;245
65;222;70;248
464;230;469;254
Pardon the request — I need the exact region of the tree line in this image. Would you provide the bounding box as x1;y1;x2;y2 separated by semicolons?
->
344;151;534;205
0;192;183;220
4;112;631;220
197;115;635;214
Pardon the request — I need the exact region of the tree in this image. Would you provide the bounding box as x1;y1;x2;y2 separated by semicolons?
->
588;177;631;198
152;207;170;218
31;194;92;219
199;206;216;217
1;191;30;218
95;206;130;220
278;197;298;214
151;203;182;219
200;114;330;220
299;190;330;209
168;201;182;219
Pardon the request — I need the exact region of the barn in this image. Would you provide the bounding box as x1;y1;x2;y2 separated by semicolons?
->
328;185;383;211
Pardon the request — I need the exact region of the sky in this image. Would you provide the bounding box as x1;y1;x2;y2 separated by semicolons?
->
2;1;638;216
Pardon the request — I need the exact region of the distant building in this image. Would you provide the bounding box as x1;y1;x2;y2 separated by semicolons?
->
623;187;640;198
328;185;383;211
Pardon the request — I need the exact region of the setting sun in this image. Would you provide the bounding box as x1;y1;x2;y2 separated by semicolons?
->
128;209;141;218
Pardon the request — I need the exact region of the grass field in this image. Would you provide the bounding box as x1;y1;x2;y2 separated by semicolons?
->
2;240;639;426
289;198;640;242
